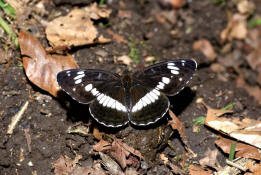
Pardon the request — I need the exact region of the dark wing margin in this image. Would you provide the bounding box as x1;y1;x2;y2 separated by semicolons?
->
129;85;169;126
132;59;197;96
57;69;121;104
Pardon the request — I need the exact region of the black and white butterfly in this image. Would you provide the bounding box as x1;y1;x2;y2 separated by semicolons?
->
57;59;197;127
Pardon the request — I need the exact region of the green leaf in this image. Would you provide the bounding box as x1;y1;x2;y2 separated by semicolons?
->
0;0;15;18
228;142;236;161
221;102;235;111
128;42;140;64
0;16;18;47
193;116;206;126
248;18;261;28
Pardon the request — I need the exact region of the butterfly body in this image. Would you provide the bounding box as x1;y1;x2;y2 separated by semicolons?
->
57;59;197;127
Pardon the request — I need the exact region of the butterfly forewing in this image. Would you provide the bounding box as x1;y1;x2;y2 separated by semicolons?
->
132;59;197;96
57;69;121;104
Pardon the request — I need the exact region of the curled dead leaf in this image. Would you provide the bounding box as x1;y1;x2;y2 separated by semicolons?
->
199;148;219;169
203;102;261;149
221;12;247;43
188;165;213;175
168;110;197;158
117;55;133;65
19;31;78;97
46;3;111;47
92;137;143;170
237;0;255;15
193;39;217;61
107;29;127;44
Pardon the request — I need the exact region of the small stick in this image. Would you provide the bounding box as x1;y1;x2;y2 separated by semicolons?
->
7;101;29;134
226;159;246;172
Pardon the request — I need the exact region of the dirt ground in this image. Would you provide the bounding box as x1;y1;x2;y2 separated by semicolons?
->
0;0;261;174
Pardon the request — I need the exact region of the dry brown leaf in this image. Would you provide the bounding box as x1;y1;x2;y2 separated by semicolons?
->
110;140;129;169
115;139;144;160
106;29;127;44
169;109;197;157
19;31;78;97
215;136;261;160
46;3;111;47
245;29;261;74
246;161;261;175
52;155;74;174
52;155;105;175
188;165;213;175
92;139;111;152
117;10;132;19
52;155;82;175
203;102;261;149
169;109;186;142
117;55;133;65
159;0;186;9
92;137;143;169
93;126;104;141
160;153;186;174
221;12;247;43
193;39;217;61
203;102;233;123
237;0;255;15
199;148;219;168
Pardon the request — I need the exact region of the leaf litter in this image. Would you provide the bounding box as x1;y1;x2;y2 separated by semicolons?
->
45;3;111;48
91;135;143;170
18;31;78;97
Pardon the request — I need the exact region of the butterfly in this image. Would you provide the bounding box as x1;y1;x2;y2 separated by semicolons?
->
57;59;197;127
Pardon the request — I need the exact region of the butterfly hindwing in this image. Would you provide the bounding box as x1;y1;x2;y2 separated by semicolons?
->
132;59;197;96
129;84;169;126
57;69;121;104
89;87;129;127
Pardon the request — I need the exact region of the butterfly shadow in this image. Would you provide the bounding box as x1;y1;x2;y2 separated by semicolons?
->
168;87;196;115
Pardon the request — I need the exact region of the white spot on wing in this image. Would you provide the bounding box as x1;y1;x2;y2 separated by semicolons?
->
157;82;164;89
97;94;104;101
85;84;93;91
162;77;170;84
152;89;160;96
167;65;180;70
102;96;111;106
148;91;157;101
171;70;179;75
75;79;82;84
91;88;99;96
77;71;84;75
179;77;183;81
115;101;122;111
168;63;175;66
107;98;115;108
74;74;85;80
99;95;108;104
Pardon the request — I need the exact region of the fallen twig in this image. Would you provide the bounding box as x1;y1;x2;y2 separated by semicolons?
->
7;101;29;134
